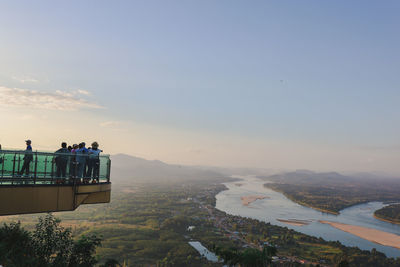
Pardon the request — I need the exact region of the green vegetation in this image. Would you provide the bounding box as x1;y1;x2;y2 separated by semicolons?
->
1;181;228;267
1;178;400;266
261;171;400;214
0;214;104;267
212;245;277;267
374;204;400;224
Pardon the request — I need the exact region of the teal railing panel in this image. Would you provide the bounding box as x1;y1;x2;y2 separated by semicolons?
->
0;150;111;185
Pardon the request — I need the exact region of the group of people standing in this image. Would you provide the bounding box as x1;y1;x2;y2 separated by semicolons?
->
17;140;103;183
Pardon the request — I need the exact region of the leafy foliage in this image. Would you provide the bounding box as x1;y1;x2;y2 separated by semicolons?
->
0;214;104;267
214;245;277;267
69;234;102;267
0;222;36;266
32;215;74;266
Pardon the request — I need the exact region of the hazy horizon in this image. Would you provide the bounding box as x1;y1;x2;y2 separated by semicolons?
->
1;1;400;174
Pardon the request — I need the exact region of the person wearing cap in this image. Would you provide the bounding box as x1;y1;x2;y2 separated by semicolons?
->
87;141;103;182
19;139;33;176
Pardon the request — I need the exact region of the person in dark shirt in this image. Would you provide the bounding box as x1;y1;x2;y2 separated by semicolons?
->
69;144;79;180
19;140;33;176
54;142;69;179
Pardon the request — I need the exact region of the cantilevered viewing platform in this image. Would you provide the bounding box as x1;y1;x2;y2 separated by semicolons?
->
0;150;111;216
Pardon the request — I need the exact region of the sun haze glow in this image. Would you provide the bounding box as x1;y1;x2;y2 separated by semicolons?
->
0;1;399;174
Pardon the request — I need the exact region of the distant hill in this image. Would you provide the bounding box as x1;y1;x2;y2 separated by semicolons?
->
190;165;277;177
259;170;353;185
259;170;400;187
110;154;227;183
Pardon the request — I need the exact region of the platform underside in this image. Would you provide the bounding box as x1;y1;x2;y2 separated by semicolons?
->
0;183;111;216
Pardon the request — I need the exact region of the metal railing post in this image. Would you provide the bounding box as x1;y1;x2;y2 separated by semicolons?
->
0;153;4;184
12;153;17;185
33;152;38;184
72;159;78;209
44;156;48;180
0;154;4;179
17;154;21;175
107;158;111;183
51;157;55;184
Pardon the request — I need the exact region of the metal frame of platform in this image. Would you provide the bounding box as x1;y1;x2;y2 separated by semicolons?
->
0;150;112;215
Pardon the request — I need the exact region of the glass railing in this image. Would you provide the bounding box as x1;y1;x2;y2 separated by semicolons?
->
0;150;111;185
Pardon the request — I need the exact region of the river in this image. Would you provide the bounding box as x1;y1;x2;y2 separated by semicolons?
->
215;175;400;258
188;241;220;262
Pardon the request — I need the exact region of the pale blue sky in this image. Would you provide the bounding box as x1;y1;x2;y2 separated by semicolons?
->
0;1;399;173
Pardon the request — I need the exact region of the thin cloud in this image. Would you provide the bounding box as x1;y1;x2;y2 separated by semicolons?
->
18;114;35;120
99;121;121;127
11;75;39;83
77;89;91;95
188;148;204;154
18;114;48;121
0;86;103;111
360;145;400;152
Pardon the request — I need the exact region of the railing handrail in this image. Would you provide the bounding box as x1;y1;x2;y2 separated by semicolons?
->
0;149;110;158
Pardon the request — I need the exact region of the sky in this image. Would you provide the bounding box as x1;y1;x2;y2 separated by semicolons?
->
0;1;399;174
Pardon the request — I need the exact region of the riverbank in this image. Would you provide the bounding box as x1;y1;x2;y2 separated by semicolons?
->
263;184;339;215
277;219;310;226
319;220;400;250
241;195;269;206
298;202;339;215
373;204;400;225
373;214;400;225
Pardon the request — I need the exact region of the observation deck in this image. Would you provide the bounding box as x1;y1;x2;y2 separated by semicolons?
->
0;150;111;216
